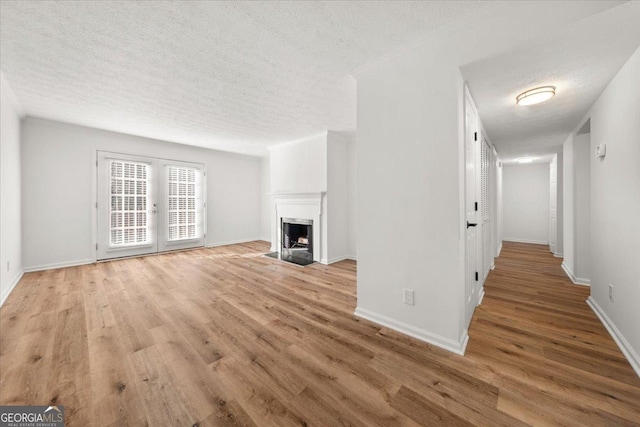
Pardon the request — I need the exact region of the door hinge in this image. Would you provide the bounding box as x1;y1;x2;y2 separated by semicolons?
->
96;160;98;167
475;272;479;281
96;202;98;209
475;202;478;211
474;132;477;141
96;243;98;250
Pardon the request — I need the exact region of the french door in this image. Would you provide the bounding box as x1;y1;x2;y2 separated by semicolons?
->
97;152;205;260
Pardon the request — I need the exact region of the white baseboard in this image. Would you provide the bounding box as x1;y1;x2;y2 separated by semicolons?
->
354;306;468;355
561;262;590;286
478;288;485;305
503;238;549;245
1;270;24;307
554;252;564;258
497;242;503;257
587;297;640;378
207;238;264;248
325;255;357;264
23;258;94;273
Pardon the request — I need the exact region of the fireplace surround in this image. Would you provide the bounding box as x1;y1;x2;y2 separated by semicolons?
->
269;192;324;265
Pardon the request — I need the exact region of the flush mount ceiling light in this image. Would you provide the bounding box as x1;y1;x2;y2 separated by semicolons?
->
516;86;556;106
518;157;534;163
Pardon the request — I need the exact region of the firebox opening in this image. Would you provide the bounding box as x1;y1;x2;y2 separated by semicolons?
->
265;217;314;266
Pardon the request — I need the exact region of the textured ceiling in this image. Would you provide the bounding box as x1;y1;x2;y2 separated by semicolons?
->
0;0;488;155
461;1;640;162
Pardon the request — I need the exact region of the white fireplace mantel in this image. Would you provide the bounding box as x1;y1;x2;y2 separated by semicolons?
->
271;192;326;263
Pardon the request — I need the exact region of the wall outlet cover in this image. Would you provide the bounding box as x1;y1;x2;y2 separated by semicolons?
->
403;289;415;306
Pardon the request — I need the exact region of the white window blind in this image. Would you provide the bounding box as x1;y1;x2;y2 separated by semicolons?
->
167;166;199;241
109;160;149;246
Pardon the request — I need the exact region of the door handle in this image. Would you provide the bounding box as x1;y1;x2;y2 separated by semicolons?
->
466;221;477;228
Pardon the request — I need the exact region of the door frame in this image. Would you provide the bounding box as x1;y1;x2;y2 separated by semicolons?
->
463;85;480;326
96;151;159;260
93;149;207;262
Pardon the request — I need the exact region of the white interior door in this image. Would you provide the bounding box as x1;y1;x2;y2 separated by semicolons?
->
97;152;205;260
97;152;157;260
465;89;479;325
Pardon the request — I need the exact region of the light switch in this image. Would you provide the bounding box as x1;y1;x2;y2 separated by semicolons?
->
596;144;606;158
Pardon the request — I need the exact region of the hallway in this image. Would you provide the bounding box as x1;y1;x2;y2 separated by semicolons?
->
466;241;640;424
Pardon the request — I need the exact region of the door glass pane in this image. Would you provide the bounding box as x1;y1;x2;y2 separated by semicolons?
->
109;160;150;247
166;165;200;241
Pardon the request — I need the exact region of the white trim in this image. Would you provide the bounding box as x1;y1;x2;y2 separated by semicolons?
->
503;238;549;245
325;255;357;264
207;238;263;248
23;259;93;273
273;194;323;263
586;297;640;378
553;253;564;258
320;258;329;265
478;288;485;305
0;270;24;306
267;131;328;151
561;262;591;286
497;242;503;257
354;307;469;355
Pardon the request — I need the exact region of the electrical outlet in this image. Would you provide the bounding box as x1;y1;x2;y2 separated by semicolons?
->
403;289;415;306
609;284;614;302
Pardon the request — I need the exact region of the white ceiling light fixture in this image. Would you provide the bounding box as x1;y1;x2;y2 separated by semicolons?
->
516;86;556;106
518;157;534;163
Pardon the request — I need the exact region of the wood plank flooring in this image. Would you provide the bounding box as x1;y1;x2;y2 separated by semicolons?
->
1;241;639;426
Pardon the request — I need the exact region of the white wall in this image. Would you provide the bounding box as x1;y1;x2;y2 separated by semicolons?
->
0;72;24;305
563;135;575;272
562;131;591;284
548;153;564;256
586;48;640;374
327;131;349;263
556;153;564;256
496;160;503;255
269;133;327;194
574;133;591;280
21;118;263;271
356;48;466;353
346;135;357;260
260;156;271;242
502;164;550;245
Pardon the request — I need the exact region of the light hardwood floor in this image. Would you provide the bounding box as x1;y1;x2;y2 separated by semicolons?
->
1;241;639;426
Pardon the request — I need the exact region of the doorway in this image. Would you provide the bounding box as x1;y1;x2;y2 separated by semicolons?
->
96;151;205;260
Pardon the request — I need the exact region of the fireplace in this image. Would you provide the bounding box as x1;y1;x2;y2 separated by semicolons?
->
267;192;323;265
280;217;313;265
